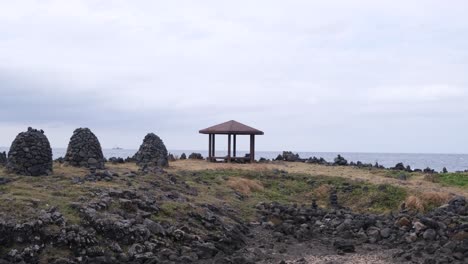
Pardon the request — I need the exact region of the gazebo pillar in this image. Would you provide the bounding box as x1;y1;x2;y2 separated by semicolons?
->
250;134;255;163
233;135;237;157
212;134;215;161
227;134;231;163
208;134;212;161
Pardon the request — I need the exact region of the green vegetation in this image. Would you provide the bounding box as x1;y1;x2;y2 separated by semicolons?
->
384;170;413;180
437;172;468;188
0;162;446;226
185;169;408;217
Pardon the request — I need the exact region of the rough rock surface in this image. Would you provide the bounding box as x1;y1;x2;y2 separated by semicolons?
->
0;170;248;264
333;154;348;166
188;153;203;160
1;163;467;264
6;127;53;176
257;196;468;264
64;128;105;169
0;151;6;166
133;133;168;168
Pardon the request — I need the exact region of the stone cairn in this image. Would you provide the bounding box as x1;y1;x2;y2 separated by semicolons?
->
133;133;168;168
6;127;53;176
0;151;6;166
64;128;105;169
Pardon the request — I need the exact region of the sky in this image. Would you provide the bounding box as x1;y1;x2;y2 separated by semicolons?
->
1;0;468;153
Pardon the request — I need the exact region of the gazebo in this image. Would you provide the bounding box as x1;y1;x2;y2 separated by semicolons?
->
199;120;264;163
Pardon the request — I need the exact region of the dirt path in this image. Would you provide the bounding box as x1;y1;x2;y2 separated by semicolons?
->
168;160;468;197
236;226;399;264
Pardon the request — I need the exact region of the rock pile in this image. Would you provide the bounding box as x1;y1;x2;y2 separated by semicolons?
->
72;170;119;183
282;151;302;162
168;154;176;162
133;133;168;168
108;157;125;164
64;128;105;169
0;151;6;166
257;196;468;263
6;127;53;176
188;153;203;160
333;154;348;166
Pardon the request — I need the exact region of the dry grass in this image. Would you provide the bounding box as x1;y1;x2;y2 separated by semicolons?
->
421;191;452;205
405;196;425;212
313;184;332;199
168;160;468;198
226;177;264;196
403;191;452;212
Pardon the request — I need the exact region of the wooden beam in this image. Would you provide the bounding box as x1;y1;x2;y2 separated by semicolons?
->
227;134;231;163
233;134;237;157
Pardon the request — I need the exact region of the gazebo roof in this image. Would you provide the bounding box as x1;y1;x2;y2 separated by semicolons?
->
199;120;264;135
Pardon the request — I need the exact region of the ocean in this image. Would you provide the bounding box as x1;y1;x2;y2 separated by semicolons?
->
1;147;468;172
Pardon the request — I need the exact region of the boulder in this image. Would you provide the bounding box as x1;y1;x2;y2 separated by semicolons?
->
64;128;105;169
6;127;53;176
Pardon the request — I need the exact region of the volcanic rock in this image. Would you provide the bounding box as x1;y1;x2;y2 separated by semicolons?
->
64;128;105;169
133;133;168;168
333;155;348;166
0;151;6;166
188;153;203;160
6;127;53;176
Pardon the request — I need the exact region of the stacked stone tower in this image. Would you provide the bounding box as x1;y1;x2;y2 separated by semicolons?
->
64;128;105;169
134;133;168;168
6;127;53;176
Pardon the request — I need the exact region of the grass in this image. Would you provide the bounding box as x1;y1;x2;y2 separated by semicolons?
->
0;160;459;264
436;172;468;188
183;169;409;217
0;160;459;225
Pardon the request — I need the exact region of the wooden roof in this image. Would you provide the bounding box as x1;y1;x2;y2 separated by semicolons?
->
199;120;264;135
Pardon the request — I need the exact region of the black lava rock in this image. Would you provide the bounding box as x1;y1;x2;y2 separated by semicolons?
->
333;155;348;166
64;128;105;169
133;133;169;168
6;127;53;176
188;153;204;160
0;151;6;166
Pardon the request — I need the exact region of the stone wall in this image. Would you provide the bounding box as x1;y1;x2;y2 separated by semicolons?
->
6;127;53;176
133;133;168;168
64;128;105;169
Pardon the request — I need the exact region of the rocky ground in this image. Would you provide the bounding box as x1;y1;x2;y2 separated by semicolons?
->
0;160;467;263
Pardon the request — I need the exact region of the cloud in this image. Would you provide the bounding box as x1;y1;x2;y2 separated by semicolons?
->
1;0;468;153
366;85;467;103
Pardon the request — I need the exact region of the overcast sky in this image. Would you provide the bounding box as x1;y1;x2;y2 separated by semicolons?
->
1;0;468;153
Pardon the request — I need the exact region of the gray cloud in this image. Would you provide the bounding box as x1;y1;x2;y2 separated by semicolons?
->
1;0;468;153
